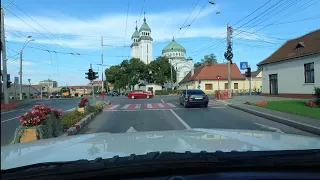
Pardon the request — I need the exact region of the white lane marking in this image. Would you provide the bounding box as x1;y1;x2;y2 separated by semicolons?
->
135;104;141;109
1;116;19;123
167;103;176;107
1;108;26;114
215;100;231;106
126;126;137;132
254;123;283;133
121;104;130;109
147;104;153;108
161;99;165;103
109;105;120;110
157;103;165;108
104;106;226;112
63;108;75;112
169;109;191;129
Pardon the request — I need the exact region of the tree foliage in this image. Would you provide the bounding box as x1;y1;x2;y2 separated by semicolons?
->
105;57;176;91
194;53;218;67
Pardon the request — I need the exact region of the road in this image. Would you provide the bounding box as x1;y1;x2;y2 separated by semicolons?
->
1;97;82;146
79;95;316;137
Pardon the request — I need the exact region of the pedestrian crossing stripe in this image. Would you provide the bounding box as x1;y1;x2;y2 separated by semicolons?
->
104;102;219;111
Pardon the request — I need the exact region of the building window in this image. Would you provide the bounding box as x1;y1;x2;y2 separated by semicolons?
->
205;84;213;90
304;62;314;83
224;83;228;90
234;83;238;89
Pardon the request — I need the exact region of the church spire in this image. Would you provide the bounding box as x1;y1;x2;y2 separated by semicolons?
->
135;20;138;31
143;11;146;22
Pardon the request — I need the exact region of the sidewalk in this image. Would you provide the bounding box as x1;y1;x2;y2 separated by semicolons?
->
215;96;320;136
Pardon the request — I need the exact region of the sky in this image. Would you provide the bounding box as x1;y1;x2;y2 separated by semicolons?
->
2;0;320;86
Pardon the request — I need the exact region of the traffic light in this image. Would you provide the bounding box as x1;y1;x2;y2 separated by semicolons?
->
7;81;12;88
93;72;99;80
245;67;251;78
85;69;93;80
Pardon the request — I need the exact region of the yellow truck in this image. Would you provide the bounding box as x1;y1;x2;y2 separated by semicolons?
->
61;87;71;98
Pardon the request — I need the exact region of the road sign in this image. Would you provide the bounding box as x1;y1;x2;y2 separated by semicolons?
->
216;75;221;80
240;62;249;70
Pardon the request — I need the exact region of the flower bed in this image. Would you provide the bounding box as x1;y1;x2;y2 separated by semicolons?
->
11;104;63;144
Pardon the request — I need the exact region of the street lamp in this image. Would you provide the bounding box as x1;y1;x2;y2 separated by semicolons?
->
28;79;31;99
19;36;34;100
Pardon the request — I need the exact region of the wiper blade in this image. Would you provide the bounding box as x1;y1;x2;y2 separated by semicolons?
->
2;150;320;176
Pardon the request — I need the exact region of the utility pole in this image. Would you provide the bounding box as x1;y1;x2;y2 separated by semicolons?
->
19;50;23;100
224;23;233;98
101;36;105;100
90;63;95;104
170;58;173;89
1;8;9;104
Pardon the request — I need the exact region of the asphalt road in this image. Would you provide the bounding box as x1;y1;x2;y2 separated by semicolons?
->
1;97;83;146
79;95;316;137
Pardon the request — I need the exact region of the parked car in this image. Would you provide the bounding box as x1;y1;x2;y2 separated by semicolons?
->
107;90;119;96
128;90;153;99
179;89;209;108
50;93;61;98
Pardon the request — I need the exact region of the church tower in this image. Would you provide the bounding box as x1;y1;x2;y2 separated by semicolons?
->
130;22;139;59
138;13;153;64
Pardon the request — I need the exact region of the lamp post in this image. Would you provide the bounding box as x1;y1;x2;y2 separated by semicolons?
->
28;79;31;99
19;36;34;100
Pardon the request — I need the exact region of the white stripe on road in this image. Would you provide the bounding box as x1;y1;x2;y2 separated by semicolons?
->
1;116;19;123
122;104;130;109
135;104;141;109
169;109;191;129
157;103;165;108
167;103;176;107
147;104;153;108
109;105;120;110
1;108;26;114
254;123;284;133
161;99;165;103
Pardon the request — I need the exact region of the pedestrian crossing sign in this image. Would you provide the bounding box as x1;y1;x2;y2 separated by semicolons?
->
240;62;249;70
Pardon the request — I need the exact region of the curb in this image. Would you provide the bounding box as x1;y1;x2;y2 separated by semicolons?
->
63;103;110;136
228;104;320;136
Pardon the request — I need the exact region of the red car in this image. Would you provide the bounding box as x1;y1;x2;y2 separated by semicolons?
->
128;90;153;99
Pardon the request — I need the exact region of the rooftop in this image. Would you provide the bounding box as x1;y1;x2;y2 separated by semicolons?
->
180;63;245;83
162;37;186;53
258;29;320;66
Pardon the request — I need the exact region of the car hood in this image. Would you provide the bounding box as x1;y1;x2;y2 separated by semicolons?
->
2;128;320;170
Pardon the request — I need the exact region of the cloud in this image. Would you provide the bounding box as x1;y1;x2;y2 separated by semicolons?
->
7;60;34;66
4;6;237;50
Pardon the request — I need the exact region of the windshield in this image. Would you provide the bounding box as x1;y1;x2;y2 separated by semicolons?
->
1;0;320;170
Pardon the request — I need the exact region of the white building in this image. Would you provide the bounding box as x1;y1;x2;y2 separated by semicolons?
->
162;37;193;87
130;15;153;64
258;29;320;98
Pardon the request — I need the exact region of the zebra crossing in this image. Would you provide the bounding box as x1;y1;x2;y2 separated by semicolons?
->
103;101;221;111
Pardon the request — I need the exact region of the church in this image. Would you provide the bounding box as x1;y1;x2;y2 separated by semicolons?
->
130;14;194;87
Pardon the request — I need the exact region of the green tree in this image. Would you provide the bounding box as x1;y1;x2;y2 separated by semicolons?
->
201;53;217;65
147;56;176;85
194;62;203;68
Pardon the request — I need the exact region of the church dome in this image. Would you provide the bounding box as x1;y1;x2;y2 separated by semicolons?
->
139;17;151;32
131;27;139;39
162;37;186;53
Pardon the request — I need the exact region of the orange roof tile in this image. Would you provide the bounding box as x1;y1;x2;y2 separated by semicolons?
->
180;64;245;83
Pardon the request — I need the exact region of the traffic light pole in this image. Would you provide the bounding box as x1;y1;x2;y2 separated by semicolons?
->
90;63;95;104
1;8;9;104
101;36;104;101
227;23;231;98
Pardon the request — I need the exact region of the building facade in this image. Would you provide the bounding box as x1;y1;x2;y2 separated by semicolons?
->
130;15;153;64
179;64;248;94
258;29;319;98
162;37;193;87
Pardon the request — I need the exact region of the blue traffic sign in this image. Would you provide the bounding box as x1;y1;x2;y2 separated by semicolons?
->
240;62;249;70
197;85;201;89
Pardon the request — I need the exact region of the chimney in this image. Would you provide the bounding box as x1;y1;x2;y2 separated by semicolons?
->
191;68;194;76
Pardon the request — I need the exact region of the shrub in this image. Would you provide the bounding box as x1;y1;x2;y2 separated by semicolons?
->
78;97;88;107
19;104;62;126
305;100;318;108
314;87;320;99
61;111;86;130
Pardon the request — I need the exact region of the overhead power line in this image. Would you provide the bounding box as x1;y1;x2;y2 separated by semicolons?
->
176;0;200;38
232;0;272;26
123;0;131;50
138;0;146;26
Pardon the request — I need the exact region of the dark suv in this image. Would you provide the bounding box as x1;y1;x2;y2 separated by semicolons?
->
107;90;119;96
179;89;209;108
